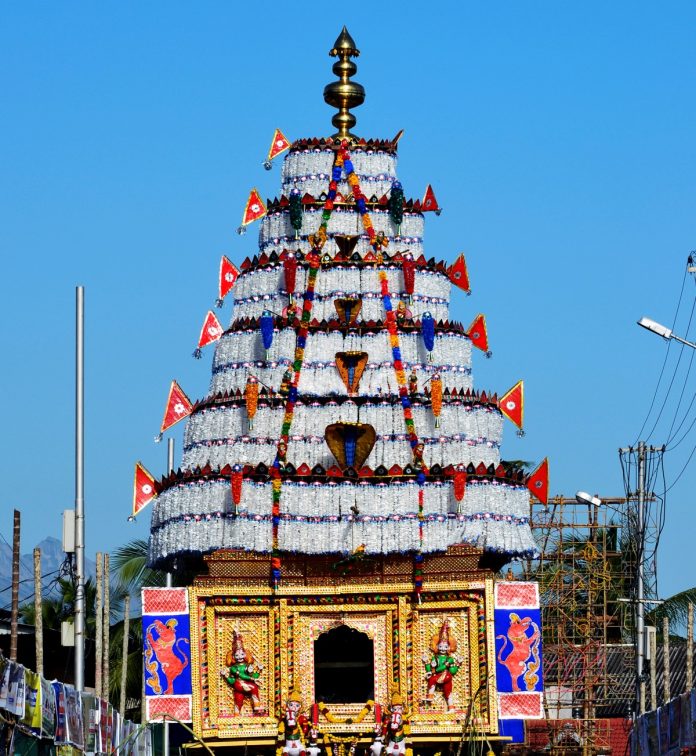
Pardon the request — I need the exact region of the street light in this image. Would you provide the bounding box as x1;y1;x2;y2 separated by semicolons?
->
638;316;696;349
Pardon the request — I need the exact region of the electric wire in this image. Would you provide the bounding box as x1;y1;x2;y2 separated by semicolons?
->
634;263;689;444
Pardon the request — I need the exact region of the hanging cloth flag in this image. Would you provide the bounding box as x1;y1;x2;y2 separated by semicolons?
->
193;311;223;358
216;256;240;307
283;253;298;302
421;312;435;361
447;253;471;293
263;128;291;169
237;189;267;234
260;310;275;359
421;184;440;214
131;462;157;519
527;458;549;504
156;380;193;441
467;314;491;356
499;380;524;434
402;256;417;303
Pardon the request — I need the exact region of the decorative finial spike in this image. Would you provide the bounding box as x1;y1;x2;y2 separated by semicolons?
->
324;28;365;141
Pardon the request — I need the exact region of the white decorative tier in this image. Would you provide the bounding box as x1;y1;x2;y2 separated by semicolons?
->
148;141;537;567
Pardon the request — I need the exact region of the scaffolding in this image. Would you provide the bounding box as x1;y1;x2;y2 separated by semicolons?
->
514;496;637;755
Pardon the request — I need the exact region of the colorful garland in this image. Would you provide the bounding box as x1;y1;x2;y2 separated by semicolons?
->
338;142;428;598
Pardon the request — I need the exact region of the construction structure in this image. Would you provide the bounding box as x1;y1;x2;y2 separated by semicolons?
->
512;496;635;755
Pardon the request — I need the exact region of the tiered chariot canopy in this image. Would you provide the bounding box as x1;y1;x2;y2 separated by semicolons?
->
149;28;537;569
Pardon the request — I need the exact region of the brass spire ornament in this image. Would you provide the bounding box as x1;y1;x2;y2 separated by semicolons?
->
323;27;365;140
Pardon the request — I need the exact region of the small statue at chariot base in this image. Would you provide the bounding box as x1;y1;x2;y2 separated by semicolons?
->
278;689;311;756
371;689;410;756
422;621;462;710
221;630;265;716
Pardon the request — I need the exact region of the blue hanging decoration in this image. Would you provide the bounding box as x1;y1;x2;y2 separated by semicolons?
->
389;180;404;236
260;310;275;360
421;312;435;361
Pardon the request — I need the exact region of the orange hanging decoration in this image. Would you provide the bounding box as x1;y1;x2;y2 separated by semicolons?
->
431;372;443;428
245;376;259;429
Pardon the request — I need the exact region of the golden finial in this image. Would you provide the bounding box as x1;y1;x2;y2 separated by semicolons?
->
323;27;365;141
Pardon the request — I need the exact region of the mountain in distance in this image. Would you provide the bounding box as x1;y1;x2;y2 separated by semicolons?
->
0;537;96;605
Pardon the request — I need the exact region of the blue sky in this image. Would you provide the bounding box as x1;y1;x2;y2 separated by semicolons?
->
2;3;696;600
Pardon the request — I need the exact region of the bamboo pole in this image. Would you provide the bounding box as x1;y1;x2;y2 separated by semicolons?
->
663;616;671;702
120;594;130;717
688;603;694;691
103;553;110;700
95;552;103;698
650;629;657;710
33;547;43;675
10;510;20;661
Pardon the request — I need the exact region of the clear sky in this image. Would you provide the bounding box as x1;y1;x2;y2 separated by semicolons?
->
2;2;696;601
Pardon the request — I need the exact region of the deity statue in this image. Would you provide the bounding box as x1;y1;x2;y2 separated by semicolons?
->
278;689;311;756
422;621;462;710
221;630;264;715
395;301;412;324
370;689;409;756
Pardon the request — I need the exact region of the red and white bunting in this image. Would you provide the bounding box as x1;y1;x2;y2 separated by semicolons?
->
467;314;489;353
421;184;439;212
499;380;524;429
267;128;291;161
448;253;471;293
527;458;549;505
160;380;193;435
218;255;239;302
240;188;267;226
132;462;157;517
197;311;223;349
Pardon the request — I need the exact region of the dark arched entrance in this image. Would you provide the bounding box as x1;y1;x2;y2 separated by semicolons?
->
313;624;374;703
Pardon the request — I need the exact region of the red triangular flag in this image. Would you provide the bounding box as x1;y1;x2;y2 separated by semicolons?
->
448;253;470;292
132;462;157;517
197;311;223;349
421;184;439;212
241;189;267;226
160;380;193;434
267;128;291;161
467;314;489;353
499;380;524;429
219;256;239;301
527;458;549;504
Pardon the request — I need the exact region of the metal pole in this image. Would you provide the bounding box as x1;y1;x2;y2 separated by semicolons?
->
650;629;657;710
636;441;646;715
34;547;43;675
74;285;85;691
163;438;175;756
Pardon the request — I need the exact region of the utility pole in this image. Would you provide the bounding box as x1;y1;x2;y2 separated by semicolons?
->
10;510;20;662
74;285;85;691
637;440;646;715
34;547;43;675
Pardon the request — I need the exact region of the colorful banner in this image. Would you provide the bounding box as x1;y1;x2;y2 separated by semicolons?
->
142;587;193;722
494;581;543;720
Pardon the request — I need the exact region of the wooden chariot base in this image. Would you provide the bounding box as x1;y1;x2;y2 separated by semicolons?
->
187;545;509;752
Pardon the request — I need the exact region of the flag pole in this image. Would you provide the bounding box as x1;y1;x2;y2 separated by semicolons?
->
74;285;85;691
